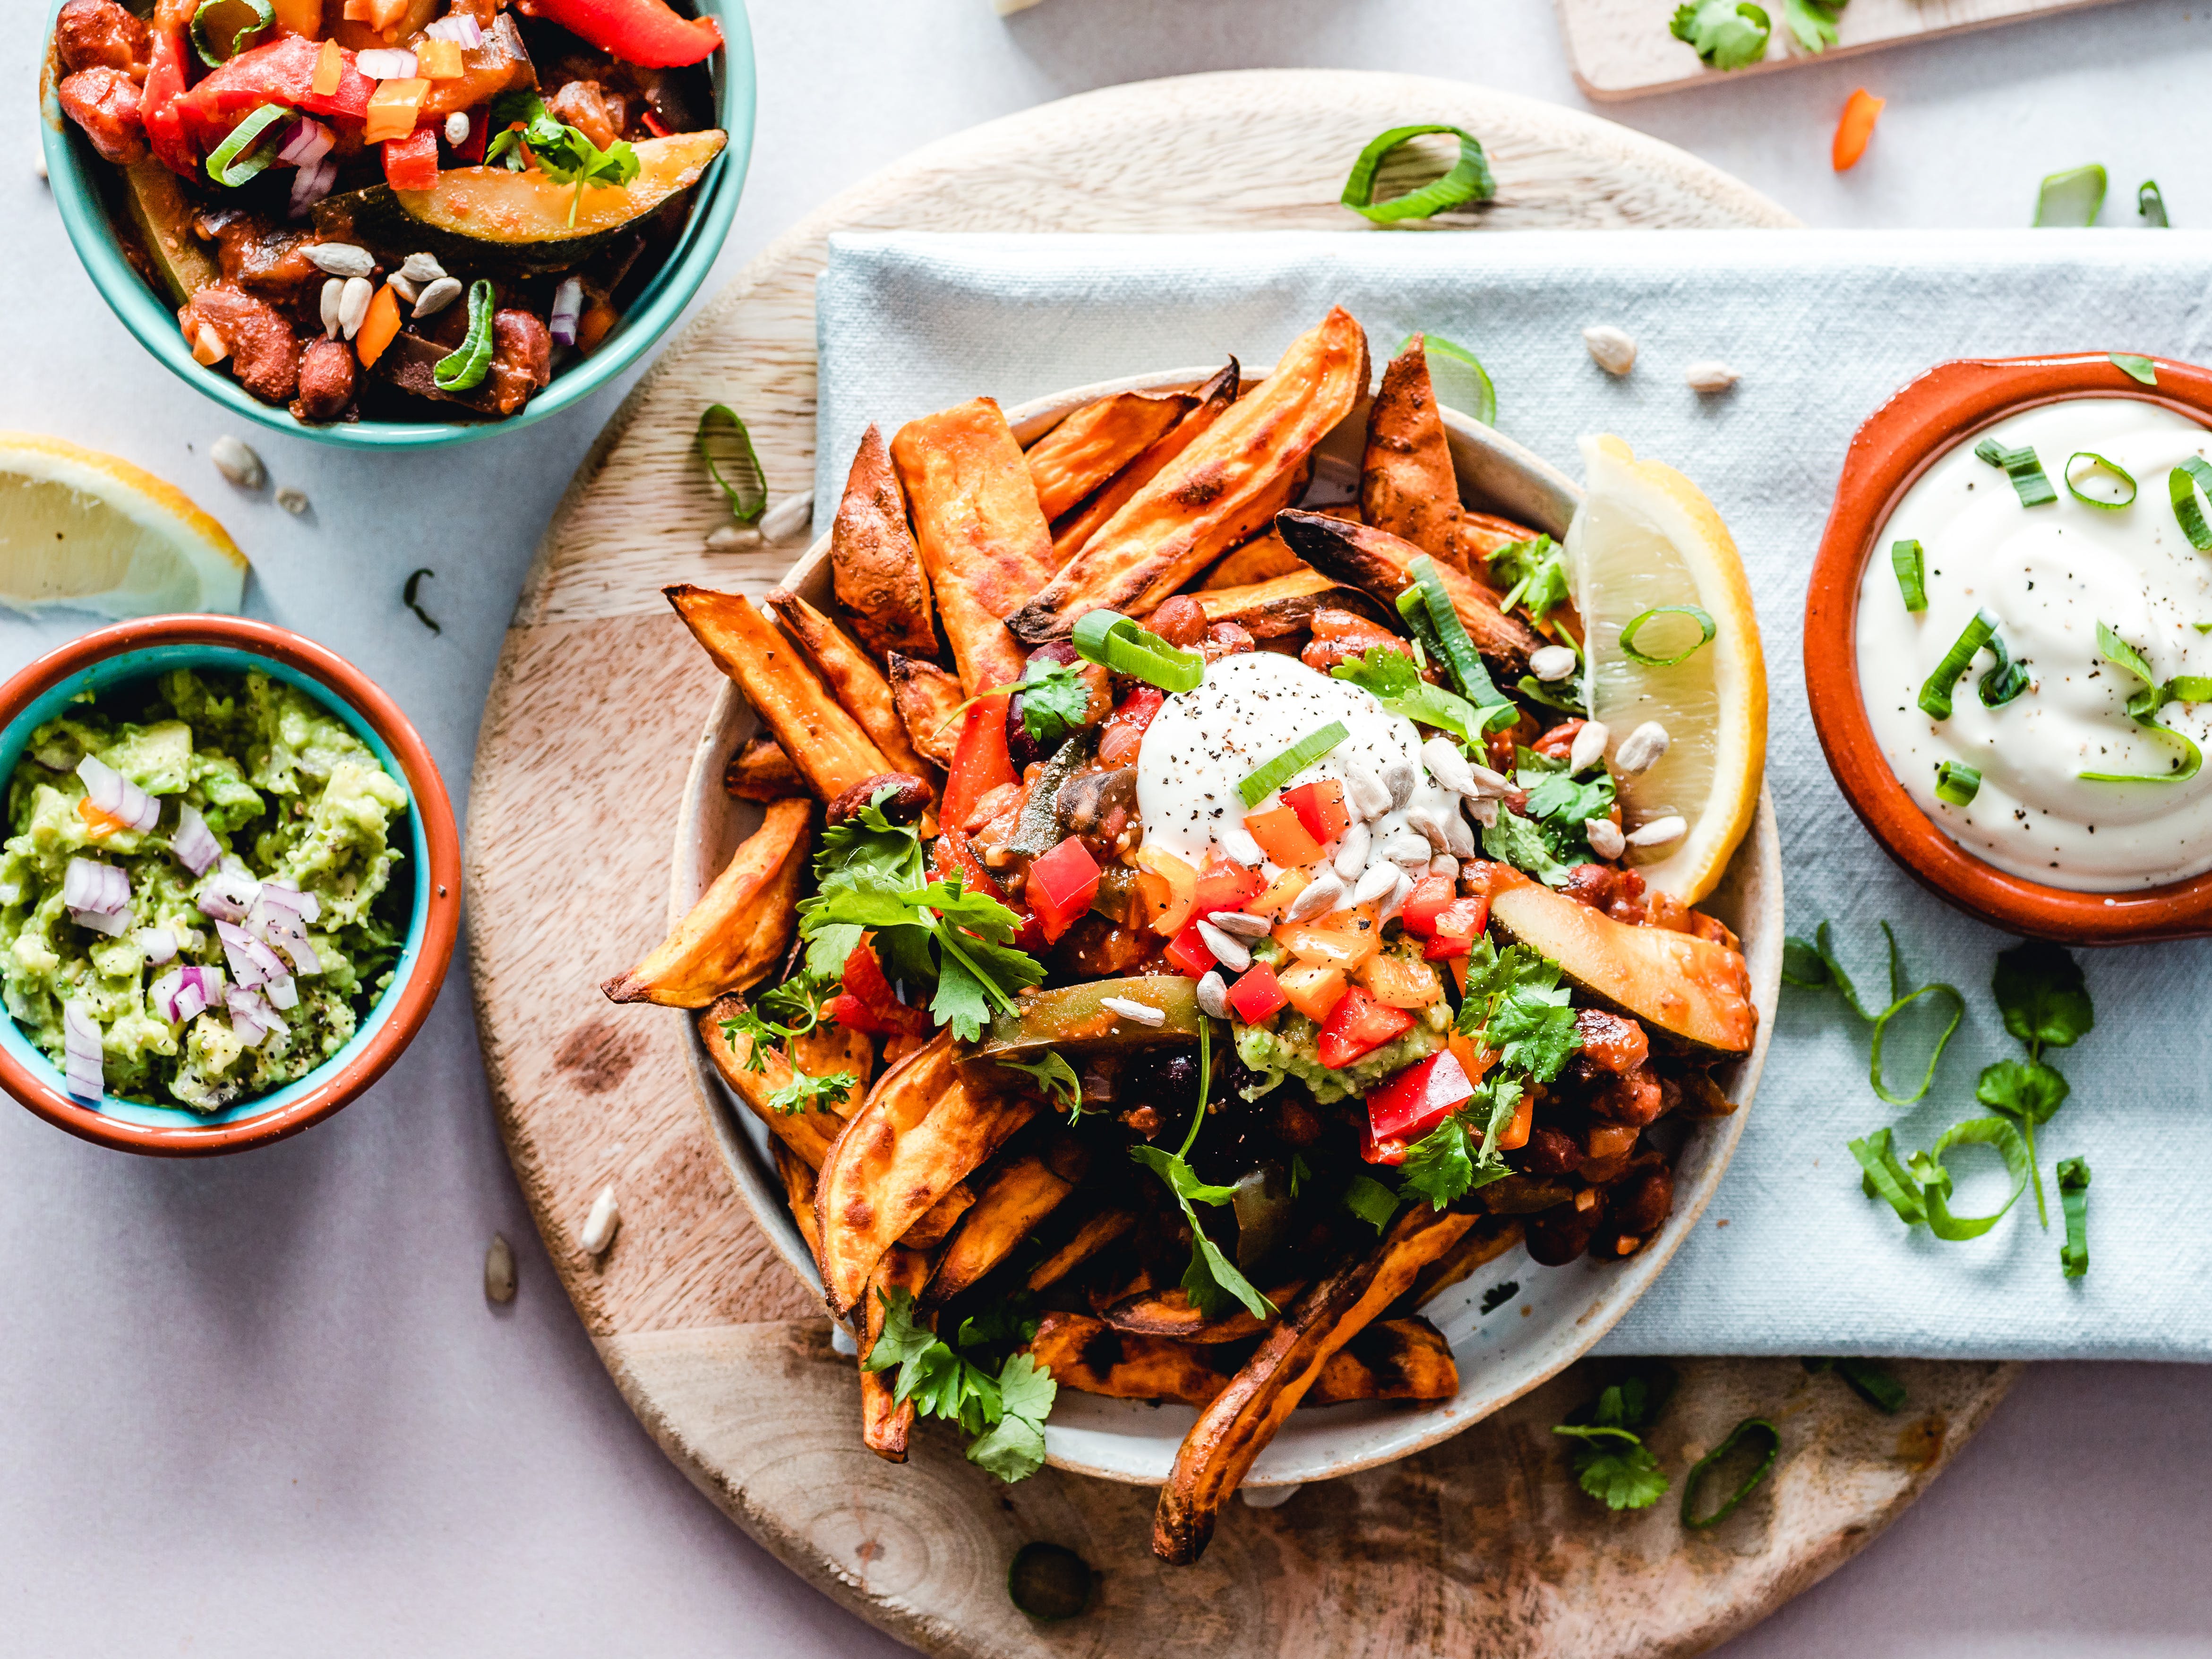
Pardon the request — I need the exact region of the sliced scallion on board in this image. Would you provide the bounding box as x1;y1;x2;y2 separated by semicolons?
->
1340;125;1495;224
1680;1418;1781;1530
2057;1155;2092;1279
2033;163;2107;227
2138;179;2169;227
697;404;767;522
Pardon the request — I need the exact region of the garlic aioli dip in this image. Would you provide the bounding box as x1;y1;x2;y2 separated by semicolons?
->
1857;397;2212;891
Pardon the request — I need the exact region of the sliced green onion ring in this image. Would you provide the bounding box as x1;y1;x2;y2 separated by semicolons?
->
2110;352;2158;385
2057;1155;2092;1279
1868;980;1964;1107
2033;163;2107;228
1072;609;1204;694
1917;607;1998;719
1680;1418;1781;1530
2080;620;2204;783
2138;179;2169;228
1239;720;1350;809
1915;1117;2032;1241
433;280;497;393
2065;451;2137;509
1618;606;1716;668
1978;629;2029;708
206;102;293;188
2169;456;2212;550
1404;333;1498;428
1890;539;1927;612
1834;1358;1908;1413
1849;1128;1926;1225
697;404;767;523
192;0;274;67
1974;437;2057;507
1340;124;1496;224
1934;759;1981;806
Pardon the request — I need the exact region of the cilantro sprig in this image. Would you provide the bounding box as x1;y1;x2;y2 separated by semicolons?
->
1329;645;1495;750
998;1051;1083;1119
484;90;642;226
716;977;831;1074
1128;1021;1277;1321
1552;1367;1673;1511
766;1067;856;1116
937;660;1094;751
863;1288;1056;1480
1670;0;1771;68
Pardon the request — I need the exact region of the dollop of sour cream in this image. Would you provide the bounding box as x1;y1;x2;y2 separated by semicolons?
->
1135;650;1461;871
1858;397;2212;891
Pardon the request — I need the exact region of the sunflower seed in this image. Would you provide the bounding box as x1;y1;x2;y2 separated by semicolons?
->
1217;823;1266;869
1464;795;1500;829
1421;737;1474;795
305;241;374;279
1194;920;1251;974
209;435;265;490
1584;325;1637;376
1380;756;1418;810
1100;996;1165;1027
705;524;762;551
399;251;446;283
411;275;463;319
1285;873;1344;921
1569;720;1610;776
1205;910;1271;939
1466;761;1512;798
190;324;229;366
444;109;472;147
581;1184;620;1256
1586;817;1627;860
1685;360;1740;394
1444;802;1478;856
1345;764;1392;821
275;487;310;516
1614;721;1671;776
1429;855;1459;882
759;493;815;543
1332;821;1372;881
1351;861;1401;906
1377;868;1415;922
484;1232;516;1303
337;275;373;340
1401;807;1450;853
1239;1482;1303;1509
1529;644;1578;682
1194;970;1231;1020
388;273;419;306
1626;814;1687;848
319;277;344;338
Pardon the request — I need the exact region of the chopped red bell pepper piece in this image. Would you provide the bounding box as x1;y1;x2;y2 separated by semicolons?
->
932;830;1009;905
173;36;374;154
382;127;440;190
1420;894;1492;960
1360;1117;1413;1166
1281;778;1349;847
1190;852;1265;922
1164;918;1219;978
833;938;931;1037
940;693;1015;830
140;27;196;177
1365;1050;1475;1145
1027;836;1102;944
516;0;724;66
1096;684;1165;767
1398;874;1458;937
1315;985;1415;1070
1226;961;1290;1024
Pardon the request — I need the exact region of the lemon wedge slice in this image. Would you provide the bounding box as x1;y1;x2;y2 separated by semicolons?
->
1566;434;1766;905
0;434;248;620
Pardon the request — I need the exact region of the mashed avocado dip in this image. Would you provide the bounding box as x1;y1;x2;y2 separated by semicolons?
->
0;669;411;1113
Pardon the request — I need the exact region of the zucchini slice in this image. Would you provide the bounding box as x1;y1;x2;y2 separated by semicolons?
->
400;128;725;246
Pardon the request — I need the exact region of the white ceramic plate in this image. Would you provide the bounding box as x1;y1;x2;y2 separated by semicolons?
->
672;367;1783;1486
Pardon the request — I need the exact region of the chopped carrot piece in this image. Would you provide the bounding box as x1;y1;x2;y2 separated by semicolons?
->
312;38;343;96
355;283;403;368
576;299;618;353
1832;88;1885;172
362;78;429;144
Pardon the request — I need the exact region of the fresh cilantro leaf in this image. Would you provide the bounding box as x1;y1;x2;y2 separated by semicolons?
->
716;979;830;1074
1552;1425;1670;1509
483;90;641;226
817;788;927;894
1975;1058;2069;1127
765;1067;855;1116
957;1301;1041;1352
802;868;1041;1043
966;1353;1056;1480
999;1051;1084;1118
1991;941;2093;1055
1290;1152;1312;1197
1399;1113;1474;1209
1017;662;1091;747
1670;0;1772;67
1329;646;1490;748
1779;0;1844;51
1342;1172;1400;1232
1130;1144;1276;1321
1485;535;1572;631
1481;806;1575;886
1514;672;1586;716
866;1289;1056;1480
1457;943;1579;1083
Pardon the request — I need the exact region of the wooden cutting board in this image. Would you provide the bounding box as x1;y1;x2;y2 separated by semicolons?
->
466;68;2016;1658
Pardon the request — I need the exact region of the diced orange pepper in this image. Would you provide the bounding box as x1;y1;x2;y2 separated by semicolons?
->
312;37;343;95
1246;865;1312;920
272;0;321;37
1355;950;1442;1010
1277;960;1347;1023
1241;805;1324;869
1445;1029;1495;1085
362;77;429;143
577;300;618;353
414;37;463;78
1497;1085;1534;1152
75;798;131;838
1832;87;1885;172
1272;920;1380;973
355;283;402;368
1133;846;1198;936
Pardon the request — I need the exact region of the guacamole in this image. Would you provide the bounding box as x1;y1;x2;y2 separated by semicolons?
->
1234;996;1451;1105
0;669;412;1112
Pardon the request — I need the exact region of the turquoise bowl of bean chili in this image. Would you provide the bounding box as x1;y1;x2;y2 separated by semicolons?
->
38;0;753;449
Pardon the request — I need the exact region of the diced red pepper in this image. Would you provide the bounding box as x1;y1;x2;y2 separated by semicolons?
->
173;36;374;154
1281;778;1349;847
382;127;439;190
833;939;930;1037
1360;1115;1415;1166
1096;685;1165;767
1163;919;1219;978
1226;961;1290;1024
1190;852;1265;922
1316;985;1416;1070
1365;1051;1475;1145
1398;874;1459;937
1027;836;1102;943
1420;894;1492;961
516;0;725;66
140;27;196;176
932;830;1009;905
940;693;1015;831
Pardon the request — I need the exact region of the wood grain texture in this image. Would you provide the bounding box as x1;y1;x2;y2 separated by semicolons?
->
1559;0;2130;101
467;68;2010;1657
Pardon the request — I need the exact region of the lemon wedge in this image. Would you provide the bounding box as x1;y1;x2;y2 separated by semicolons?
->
1566;434;1766;905
0;434;248;620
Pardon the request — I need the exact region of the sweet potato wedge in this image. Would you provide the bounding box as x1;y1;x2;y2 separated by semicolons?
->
813;1032;1037;1315
792;1020;874;1101
1200;529;1306;590
887;653;965;769
666;586;894;802
1456;508;1547;569
1101;1283;1304;1344
1397;1216;1525;1311
1195;570;1377;641
1304;1317;1459;1406
924;1137;1089;1306
1152;1205;1477;1564
1361;334;1468;569
831;424;937;661
1029;1312;1229;1407
723;733;808;802
1027;1207;1137;1291
890;398;1059;697
1027;390;1194;522
1053;361;1241;564
859;1244;932;1462
1275;510;1541;675
773;1142;823;1260
697;993;849;1170
898;1181;976;1250
765;587;935;781
602;798;811;1006
1009;311;1369;641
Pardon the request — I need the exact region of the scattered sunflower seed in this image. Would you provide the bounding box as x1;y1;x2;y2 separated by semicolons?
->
388;273;419;306
208;435;266;491
1194;919;1252;973
1238;1483;1303;1509
1421;736;1474;794
1685;360;1741;393
305;241;375;279
1332;821;1372;881
1379;755;1418;810
319;277;344;339
337;275;374;340
1626;814;1688;848
1099;996;1165;1027
1285;872;1345;921
1442;802;1478;857
1204;910;1271;939
1569;720;1610;776
581;1184;620;1256
1429;853;1460;882
1583;325;1637;376
190;325;228;366
1586;817;1627;860
484;1232;516;1303
705;524;762;551
1351;860;1401;906
398;251;447;284
275;487;310;517
444;109;472;146
758;492;815;543
1529;644;1578;682
1465;761;1513;798
1463;795;1500;828
1401;808;1450;854
1345;764;1393;821
1216;823;1267;869
1194;969;1231;1020
411;275;463;319
1614;721;1672;775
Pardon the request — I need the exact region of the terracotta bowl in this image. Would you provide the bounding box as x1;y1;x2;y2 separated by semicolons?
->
1805;351;2212;945
670;367;1784;1488
0;616;462;1154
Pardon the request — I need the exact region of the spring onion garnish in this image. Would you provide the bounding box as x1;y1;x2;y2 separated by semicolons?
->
697;404;767;523
1404;555;1509;712
1340;125;1496;224
206;103;294;188
192;0;273;66
1933;760;1981;806
433;281;497;393
2057;1155;2092;1278
1803;1356;1909;1414
1890;539;1927;612
1239;721;1349;809
403;568;441;635
2169;456;2212;550
1978;629;2029;708
2139;179;2169;227
2080;620;2204;783
1402;332;1497;427
2033;163;2107;228
2109;352;2158;386
1072;610;1204;694
1679;1418;1780;1530
1618;605;1717;668
1973;437;2057;507
2065;451;2137;509
1917;608;1998;719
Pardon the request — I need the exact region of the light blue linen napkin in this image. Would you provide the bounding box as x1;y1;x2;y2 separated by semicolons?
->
814;228;2212;1361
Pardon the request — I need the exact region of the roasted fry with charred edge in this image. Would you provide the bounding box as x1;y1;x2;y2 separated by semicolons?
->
1456;509;1548;566
887;653;965;769
1200;529;1305;590
1194;570;1381;641
924;1137;1089;1306
1394;1216;1524;1312
813;1032;1038;1315
724;733;808;802
666;587;895;802
890;398;1060;697
765;587;936;782
1053;361;1241;563
1008;311;1368;641
602;798;811;1006
773;1143;822;1260
1100;1282;1307;1343
1026;1208;1136;1291
1275;510;1542;675
696;993;848;1170
1026;390;1194;522
1153;1205;1478;1564
831;423;937;661
1362;334;1468;569
1303;1317;1458;1406
1029;1313;1457;1409
859;1246;932;1462
900;1182;976;1250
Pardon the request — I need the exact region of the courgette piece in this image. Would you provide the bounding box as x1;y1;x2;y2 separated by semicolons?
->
119;157;219;307
1005;730;1096;857
970;975;1201;1061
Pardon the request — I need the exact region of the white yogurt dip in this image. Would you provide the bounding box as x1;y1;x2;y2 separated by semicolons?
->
1858;397;2212;891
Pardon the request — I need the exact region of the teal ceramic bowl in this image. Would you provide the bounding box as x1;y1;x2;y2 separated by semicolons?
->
0;617;462;1155
38;0;754;450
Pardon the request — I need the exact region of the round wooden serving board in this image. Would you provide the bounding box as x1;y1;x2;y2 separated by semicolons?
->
466;69;2017;1659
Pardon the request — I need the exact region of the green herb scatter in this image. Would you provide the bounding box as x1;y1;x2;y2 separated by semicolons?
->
1670;0;1772;68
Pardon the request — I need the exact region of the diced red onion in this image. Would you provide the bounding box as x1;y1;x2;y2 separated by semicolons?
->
77;755;159;833
258;878;320;924
214;917;287;988
550;278;583;347
278;116;334;169
171;804;221;876
290;154;340;220
260;915;321;976
226;986;287;1047
197;869;258;924
424;12;483;45
167;964;221;1024
61;856;130;917
264;974;299;1011
136;925;178;965
356;47;418;79
63;999;103;1101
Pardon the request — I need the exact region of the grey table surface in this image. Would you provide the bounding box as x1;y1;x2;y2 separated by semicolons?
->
5;3;2208;1655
